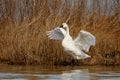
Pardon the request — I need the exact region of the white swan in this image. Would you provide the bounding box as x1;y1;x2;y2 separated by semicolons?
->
47;23;96;59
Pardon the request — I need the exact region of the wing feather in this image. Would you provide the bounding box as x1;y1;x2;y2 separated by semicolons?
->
47;27;66;40
74;30;96;52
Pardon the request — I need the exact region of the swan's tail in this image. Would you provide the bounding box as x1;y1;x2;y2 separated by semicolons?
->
76;54;91;59
74;50;91;59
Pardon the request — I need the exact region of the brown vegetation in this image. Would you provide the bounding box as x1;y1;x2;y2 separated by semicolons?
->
0;0;120;66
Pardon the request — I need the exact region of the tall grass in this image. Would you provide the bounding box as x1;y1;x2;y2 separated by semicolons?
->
0;0;120;66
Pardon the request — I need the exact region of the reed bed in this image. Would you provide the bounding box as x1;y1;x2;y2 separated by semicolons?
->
0;0;120;66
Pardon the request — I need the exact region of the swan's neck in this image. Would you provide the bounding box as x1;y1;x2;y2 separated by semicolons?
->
63;27;70;39
66;27;69;36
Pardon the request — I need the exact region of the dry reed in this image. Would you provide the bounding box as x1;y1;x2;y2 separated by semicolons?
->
0;0;120;66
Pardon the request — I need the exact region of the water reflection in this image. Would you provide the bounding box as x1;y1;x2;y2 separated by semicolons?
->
0;64;120;80
61;69;89;80
0;68;89;80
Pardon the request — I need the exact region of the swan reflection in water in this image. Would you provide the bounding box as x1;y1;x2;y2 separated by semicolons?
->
60;69;90;80
0;64;120;80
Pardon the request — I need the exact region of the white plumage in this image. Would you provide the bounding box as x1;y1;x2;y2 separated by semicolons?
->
47;23;96;59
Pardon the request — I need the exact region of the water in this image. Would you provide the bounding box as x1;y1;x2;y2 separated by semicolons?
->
0;64;120;80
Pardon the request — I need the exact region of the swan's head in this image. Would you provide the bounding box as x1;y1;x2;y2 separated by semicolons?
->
60;23;69;30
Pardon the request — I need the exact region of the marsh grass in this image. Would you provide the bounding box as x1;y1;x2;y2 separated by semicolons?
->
0;0;120;66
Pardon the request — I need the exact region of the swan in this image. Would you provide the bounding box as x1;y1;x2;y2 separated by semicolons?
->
47;23;96;59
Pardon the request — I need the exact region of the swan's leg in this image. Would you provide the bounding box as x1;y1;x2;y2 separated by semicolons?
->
71;58;79;65
71;54;79;65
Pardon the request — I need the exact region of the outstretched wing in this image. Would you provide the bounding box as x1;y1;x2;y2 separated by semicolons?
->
47;27;66;40
74;30;96;52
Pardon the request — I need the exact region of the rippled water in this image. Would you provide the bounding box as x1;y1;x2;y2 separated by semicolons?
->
0;64;120;80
